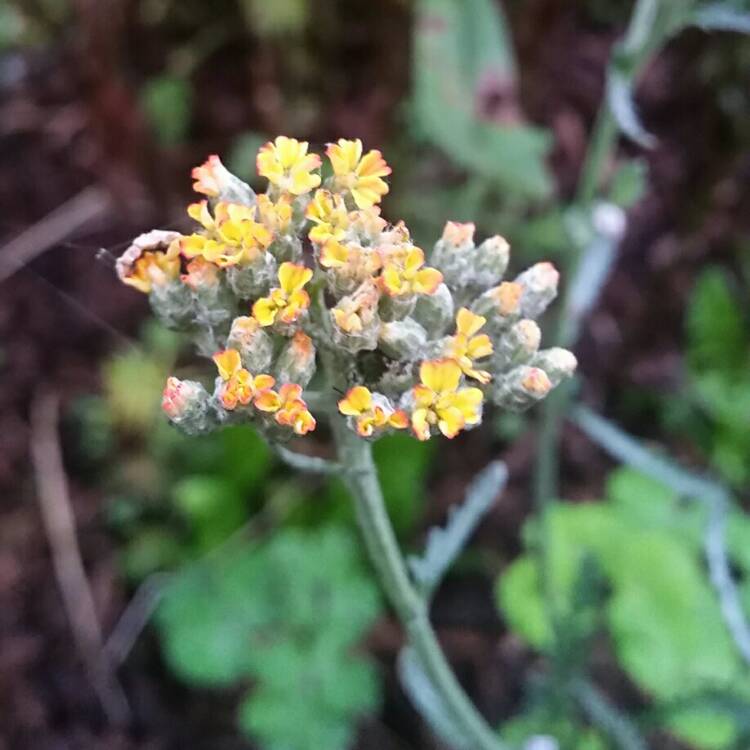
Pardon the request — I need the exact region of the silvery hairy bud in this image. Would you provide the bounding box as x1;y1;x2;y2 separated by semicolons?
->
515;262;559;319
491;365;552;412
226;253;277;299
379;318;428;360
150;280;194;331
378;293;416;323
472;281;524;334
161;377;214;435
275;331;317;388
226;315;273;372
269;234;304;264
412;283;454;337
473;234;510;289
430;221;476;290
532;347;578;387
492;319;541;372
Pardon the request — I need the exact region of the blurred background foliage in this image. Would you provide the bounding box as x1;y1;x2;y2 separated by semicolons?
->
3;0;750;749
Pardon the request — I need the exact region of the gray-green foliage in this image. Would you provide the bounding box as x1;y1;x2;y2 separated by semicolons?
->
157;525;383;750
496;467;750;749
412;0;551;200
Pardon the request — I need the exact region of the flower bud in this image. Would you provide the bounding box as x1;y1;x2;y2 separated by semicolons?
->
491;365;552;411
515;262;559;319
226;253;277;299
379;318;428;360
473;281;524;333
474;234;510;288
412;282;454;337
532;347;577;387
493;319;541;371
431;221;476;289
162;377;214;434
226;316;274;372
115;230;181;293
192;154;256;206
331;280;381;353
275;331;316;388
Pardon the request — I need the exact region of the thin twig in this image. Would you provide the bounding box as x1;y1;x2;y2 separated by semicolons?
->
272;443;340;474
570;404;750;668
570;678;648;750
0;186;110;284
30;391;130;725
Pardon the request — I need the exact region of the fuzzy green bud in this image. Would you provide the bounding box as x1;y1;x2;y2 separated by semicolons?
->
491;365;552;411
379;318;428;360
275;331;317;388
492;319;541;371
161;377;214;434
412;282;454;337
515;262;559;319
226;315;274;372
226;253;277;299
532;348;578;387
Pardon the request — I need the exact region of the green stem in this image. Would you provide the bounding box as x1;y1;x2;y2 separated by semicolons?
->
330;417;508;750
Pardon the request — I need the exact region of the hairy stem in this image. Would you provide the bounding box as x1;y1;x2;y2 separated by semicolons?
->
330;416;507;750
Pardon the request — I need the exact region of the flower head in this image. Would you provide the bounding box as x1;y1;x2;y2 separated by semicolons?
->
252;262;313;327
338;386;408;437
180;256;220;290
410;359;483;440
212;349;275;410
326;138;391;209
116;230;181;293
255;383;316;435
257;194;293;235
446;308;493;384
380;246;442;297
257;136;321;195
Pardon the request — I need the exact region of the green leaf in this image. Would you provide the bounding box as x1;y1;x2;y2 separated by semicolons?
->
496;556;551;650
608;159;648;208
171;475;246;551
156;526;382;748
140;73;192;145
687;267;746;373
374;432;436;534
413;0;552;199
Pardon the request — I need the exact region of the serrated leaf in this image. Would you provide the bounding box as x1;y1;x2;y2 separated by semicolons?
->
410;461;507;596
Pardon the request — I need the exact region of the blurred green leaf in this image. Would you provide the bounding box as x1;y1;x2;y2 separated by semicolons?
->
413;0;552;199
608;159;648;208
156;526;382;748
496;468;750;749
238;0;309;37
121;526;183;581
687;267;746;373
140;73;192;145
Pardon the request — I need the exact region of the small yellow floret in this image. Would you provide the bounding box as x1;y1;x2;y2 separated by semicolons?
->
380;247;442;297
326;138;391;209
252;262;313;327
410;359;483;441
338;386;408;437
212;349;275;410
257;136;321;195
446;308;494;384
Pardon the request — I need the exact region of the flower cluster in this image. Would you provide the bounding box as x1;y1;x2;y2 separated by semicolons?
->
116;136;576;441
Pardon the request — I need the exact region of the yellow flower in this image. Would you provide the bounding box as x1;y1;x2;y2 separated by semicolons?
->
212;349;275;410
255;383;316;435
319;240;381;282
380;246;443;297
446;308;494;384
252;262;313;327
410;359;483;441
181;201;272;267
256;136;321;195
326;138;391;209
116;231;181;293
331;281;380;334
257;194;293;234
191;154;227;197
306;189;350;244
338;386;408;437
